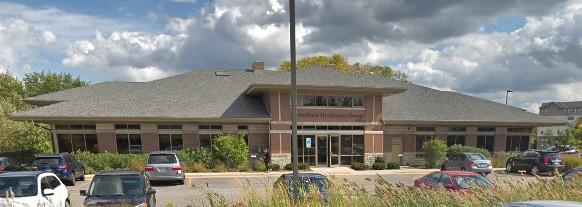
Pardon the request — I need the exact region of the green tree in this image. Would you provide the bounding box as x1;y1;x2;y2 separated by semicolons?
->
279;54;408;82
212;134;249;168
23;71;88;97
422;139;447;169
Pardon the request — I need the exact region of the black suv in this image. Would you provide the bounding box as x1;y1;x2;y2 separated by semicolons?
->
506;150;564;174
81;171;157;207
0;157;26;173
32;152;85;185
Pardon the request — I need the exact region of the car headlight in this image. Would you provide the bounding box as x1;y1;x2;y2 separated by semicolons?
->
135;203;148;207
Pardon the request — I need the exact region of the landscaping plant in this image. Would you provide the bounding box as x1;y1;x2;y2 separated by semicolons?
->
446;144;491;158
422;139;447;169
212;134;249;168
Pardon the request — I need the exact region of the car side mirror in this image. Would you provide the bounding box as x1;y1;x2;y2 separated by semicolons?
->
147;188;156;194
43;189;55;196
80;190;87;196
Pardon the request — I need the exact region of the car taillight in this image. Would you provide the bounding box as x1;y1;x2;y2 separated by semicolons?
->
59;164;70;170
171;165;182;171
467;161;476;166
145;166;156;171
31;165;37;170
0;166;4;173
543;156;549;165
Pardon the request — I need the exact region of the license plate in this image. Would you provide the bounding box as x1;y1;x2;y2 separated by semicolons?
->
479;164;489;167
158;168;168;172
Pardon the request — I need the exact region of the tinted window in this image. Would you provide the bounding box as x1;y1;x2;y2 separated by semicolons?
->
89;176;144;196
440;174;452;186
33;157;61;165
284;176;328;193
0;176;37;197
467;154;487;160
148;154;177;164
46;176;61;189
426;173;441;184
454;176;493;189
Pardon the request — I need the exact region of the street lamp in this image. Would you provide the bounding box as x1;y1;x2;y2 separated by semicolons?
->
289;0;299;201
505;90;512;105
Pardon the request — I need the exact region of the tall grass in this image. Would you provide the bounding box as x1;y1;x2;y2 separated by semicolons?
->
201;174;582;207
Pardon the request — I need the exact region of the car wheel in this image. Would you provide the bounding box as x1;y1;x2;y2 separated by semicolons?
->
79;169;85;181
65;200;71;207
506;162;514;173
69;173;76;186
440;165;446;171
531;165;540;175
178;179;185;185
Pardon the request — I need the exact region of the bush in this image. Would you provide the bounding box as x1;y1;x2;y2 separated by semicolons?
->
386;162;400;169
212;161;226;172
564;155;582;170
447;145;491;158
186;162;207;172
284;163;292;171
269;163;281;171
298;163;310;170
237;164;249;172
374;156;386;164
212;134;249;168
491;151;519;168
128;159;145;172
422;139;447;169
177;147;213;168
351;162;368;170
372;162;386;170
253;160;267;172
72;151;147;174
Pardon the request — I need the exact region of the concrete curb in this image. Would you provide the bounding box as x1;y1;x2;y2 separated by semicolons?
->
82;168;506;179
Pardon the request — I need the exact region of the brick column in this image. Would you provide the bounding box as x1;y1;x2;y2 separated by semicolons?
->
141;124;158;153
466;127;478;147
182;124;198;148
494;127;508;152
436;126;448;142
96;123;117;153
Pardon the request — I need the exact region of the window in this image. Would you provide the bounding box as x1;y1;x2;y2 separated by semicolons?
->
478;127;495;132
353;126;365;130
440;174;452;186
299;96;364;108
567;108;575;114
506;136;529;151
199;134;220;149
416;127;436;132
416;135;434;151
157;124;182;129
159;134;183;151
54;124;96;130
579;108;582;113
568;116;575;121
477;135;495;152
115;124;140;130
198;125;222;130
446;135;465;147
508;128;532;133
449;127;466;132
57;134;98;153
116;134;142;154
237;125;248;130
47;176;61;189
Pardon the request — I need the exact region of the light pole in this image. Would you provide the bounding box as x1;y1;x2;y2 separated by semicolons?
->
289;0;299;201
505;90;512;105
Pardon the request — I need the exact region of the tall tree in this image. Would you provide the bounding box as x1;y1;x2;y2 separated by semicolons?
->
23;71;88;97
279;54;408;82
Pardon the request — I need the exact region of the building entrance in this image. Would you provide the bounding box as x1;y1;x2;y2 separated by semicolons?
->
297;134;364;167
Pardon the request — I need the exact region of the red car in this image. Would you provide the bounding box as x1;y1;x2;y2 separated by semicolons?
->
414;171;495;192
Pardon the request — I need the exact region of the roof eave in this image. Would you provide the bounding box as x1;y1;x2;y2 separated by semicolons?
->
7;115;271;123
245;84;407;96
383;120;568;127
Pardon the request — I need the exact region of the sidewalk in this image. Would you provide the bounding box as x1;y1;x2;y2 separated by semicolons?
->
84;167;506;179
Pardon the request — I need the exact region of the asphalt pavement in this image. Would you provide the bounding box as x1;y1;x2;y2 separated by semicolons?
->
66;170;546;207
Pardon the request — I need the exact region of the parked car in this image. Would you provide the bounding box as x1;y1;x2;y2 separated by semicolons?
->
562;167;582;182
32;152;85;186
506;150;564;175
0;157;26;173
546;145;578;154
441;153;492;176
0;171;70;207
274;173;329;202
144;151;185;184
502;200;582;207
80;171;156;207
414;171;495;192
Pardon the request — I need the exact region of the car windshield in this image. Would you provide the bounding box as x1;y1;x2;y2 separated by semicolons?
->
0;176;37;197
88;176;144;196
454;176;493;189
467;154;487;160
33;157;61;165
148;154;177;164
564;169;582;178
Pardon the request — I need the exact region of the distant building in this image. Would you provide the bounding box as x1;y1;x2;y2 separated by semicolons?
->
537;101;582;148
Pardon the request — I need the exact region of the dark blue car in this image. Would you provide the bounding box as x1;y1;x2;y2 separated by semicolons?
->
32;152;85;186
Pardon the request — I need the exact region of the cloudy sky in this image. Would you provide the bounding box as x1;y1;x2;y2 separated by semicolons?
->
1;0;581;112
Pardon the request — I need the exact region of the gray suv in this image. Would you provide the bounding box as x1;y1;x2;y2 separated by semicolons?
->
145;152;185;185
441;153;493;176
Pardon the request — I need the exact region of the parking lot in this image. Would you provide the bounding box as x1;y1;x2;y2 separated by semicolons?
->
66;171;550;207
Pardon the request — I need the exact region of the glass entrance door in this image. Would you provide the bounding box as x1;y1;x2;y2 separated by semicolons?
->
329;135;340;166
316;135;328;166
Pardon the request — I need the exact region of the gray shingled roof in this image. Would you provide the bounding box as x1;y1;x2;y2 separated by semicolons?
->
10;68;564;125
540;101;582;109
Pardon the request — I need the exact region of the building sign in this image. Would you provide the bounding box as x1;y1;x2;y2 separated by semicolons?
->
305;137;312;148
298;110;365;122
